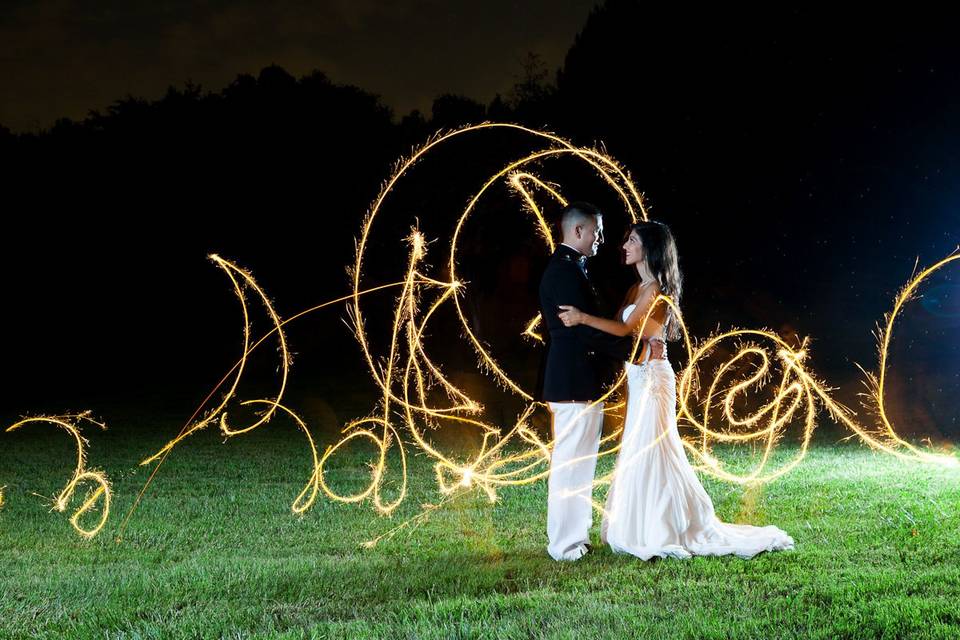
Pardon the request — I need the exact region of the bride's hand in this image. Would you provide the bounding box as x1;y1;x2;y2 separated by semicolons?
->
558;305;583;327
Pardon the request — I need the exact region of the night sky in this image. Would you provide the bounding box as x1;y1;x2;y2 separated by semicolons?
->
3;2;959;441
1;1;595;132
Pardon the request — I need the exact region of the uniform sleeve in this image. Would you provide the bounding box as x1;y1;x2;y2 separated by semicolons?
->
552;266;632;361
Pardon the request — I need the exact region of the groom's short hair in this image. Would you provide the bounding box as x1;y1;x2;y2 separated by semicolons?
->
559;201;602;236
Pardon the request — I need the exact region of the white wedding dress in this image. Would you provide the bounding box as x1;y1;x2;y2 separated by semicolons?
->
600;304;795;560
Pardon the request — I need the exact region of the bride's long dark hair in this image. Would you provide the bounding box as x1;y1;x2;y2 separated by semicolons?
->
630;220;683;341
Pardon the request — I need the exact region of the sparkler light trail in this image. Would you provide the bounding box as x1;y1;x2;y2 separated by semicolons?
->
4;412;111;538
5;123;957;541
326;122;958;522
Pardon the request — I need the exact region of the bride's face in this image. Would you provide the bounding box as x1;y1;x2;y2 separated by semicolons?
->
623;230;643;266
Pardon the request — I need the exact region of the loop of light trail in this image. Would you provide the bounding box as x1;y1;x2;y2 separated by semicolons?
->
5;123;957;541
4;412;112;538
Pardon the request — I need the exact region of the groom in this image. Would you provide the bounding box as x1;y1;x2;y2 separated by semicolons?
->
538;202;634;560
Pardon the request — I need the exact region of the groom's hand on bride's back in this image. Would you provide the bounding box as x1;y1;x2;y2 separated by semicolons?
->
648;339;666;360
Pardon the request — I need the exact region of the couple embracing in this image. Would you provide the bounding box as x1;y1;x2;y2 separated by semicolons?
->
538;202;795;562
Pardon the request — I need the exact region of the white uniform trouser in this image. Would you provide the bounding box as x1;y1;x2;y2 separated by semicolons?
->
547;401;604;560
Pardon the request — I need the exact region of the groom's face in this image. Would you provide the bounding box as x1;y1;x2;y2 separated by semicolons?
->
578;215;604;257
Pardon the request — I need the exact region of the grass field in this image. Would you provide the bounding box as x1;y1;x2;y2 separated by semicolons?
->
1;416;959;639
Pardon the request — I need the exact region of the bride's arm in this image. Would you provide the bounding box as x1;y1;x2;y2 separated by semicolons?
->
559;284;663;338
559;307;632;336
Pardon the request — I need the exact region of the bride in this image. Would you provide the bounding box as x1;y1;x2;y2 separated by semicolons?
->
558;221;795;560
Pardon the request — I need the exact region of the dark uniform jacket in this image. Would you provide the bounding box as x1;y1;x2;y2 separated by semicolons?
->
537;244;632;402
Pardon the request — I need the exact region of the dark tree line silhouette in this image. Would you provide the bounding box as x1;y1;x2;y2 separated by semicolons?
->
3;2;959;436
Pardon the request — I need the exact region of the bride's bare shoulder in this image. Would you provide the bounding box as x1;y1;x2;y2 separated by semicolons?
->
630;281;662;317
634;280;660;301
